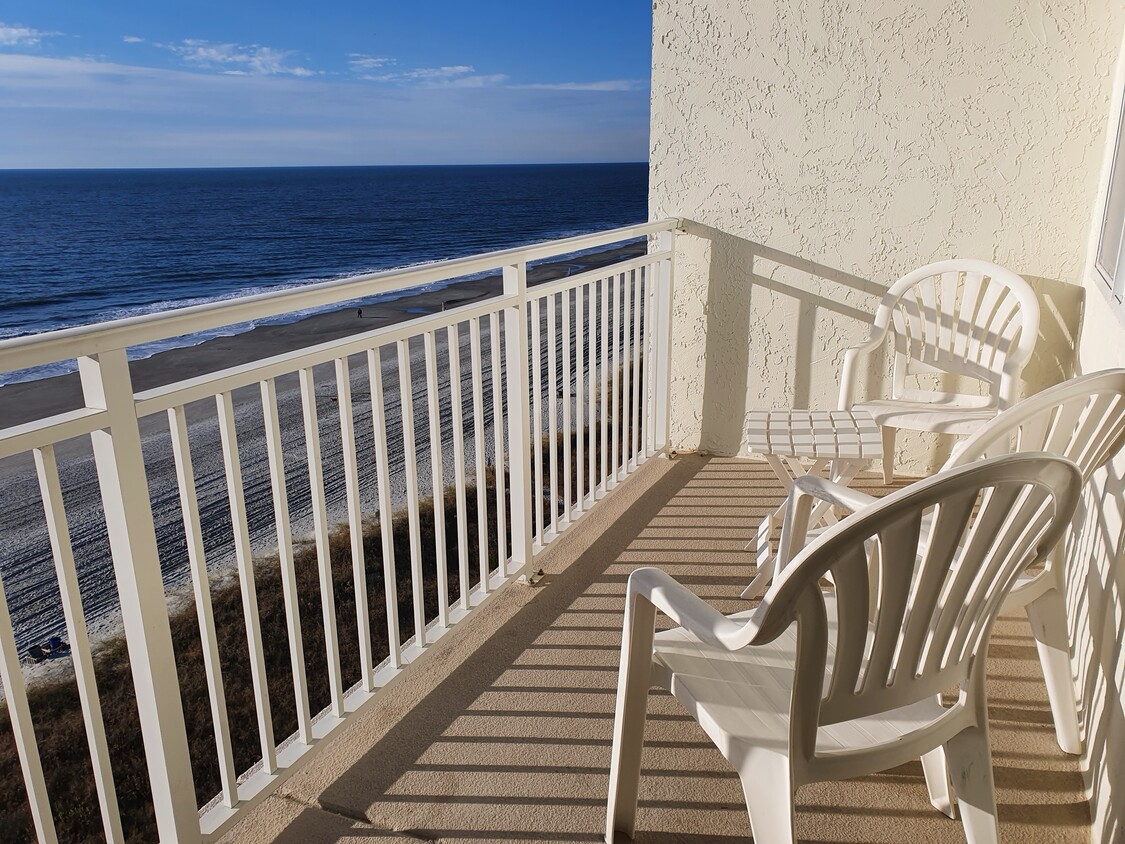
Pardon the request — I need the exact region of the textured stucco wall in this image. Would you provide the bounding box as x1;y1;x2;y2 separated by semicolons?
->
651;0;1121;473
650;2;1125;841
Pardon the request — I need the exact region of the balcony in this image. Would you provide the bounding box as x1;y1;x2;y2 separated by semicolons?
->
224;455;1091;844
0;222;1095;842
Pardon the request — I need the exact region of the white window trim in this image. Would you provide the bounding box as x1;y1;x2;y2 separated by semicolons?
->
1095;82;1125;306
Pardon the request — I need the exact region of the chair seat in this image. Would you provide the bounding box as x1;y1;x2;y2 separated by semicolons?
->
854;399;997;435
652;598;947;759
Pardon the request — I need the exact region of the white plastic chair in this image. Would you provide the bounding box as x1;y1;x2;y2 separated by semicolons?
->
605;454;1082;844
775;369;1125;759
838;260;1040;483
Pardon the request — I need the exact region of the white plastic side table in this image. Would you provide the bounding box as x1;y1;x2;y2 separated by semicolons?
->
742;409;883;598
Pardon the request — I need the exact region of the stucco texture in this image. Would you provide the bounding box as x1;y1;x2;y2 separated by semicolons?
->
650;0;1122;473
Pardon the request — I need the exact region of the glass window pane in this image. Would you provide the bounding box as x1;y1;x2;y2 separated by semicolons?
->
1097;96;1125;289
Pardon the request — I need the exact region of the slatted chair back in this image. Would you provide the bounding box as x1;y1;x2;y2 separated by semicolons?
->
951;369;1125;478
946;370;1125;617
753;454;1081;765
876;260;1039;409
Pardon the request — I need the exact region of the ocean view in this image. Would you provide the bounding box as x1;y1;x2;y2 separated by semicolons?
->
0;163;648;382
0;163;648;653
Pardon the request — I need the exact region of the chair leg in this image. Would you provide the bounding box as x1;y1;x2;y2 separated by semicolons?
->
1025;587;1082;754
742;511;777;599
944;725;999;844
605;595;657;843
740;752;796;844
881;426;896;484
921;746;955;818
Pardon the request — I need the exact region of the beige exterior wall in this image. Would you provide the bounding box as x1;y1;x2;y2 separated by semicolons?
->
651;0;1121;472
650;2;1125;841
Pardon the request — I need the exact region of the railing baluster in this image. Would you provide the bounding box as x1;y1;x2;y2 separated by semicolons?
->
648;265;657;459
423;331;450;626
260;378;313;741
530;295;544;545
653;232;676;452
397;339;427;646
503;262;535;577
35;444;126;841
611;272;622;485
631;268;643;469
448;324;471;605
489;312;508;577
0;570;57;843
575;284;586;515
336;357;374;689
168;407;241;803
547;292;559;536
588;282;598;503
367;347;401;667
77;349;199;841
217;389;278;771
298;368;345;717
621;269;633;476
561;288;573;524
600;276;610;496
469;318;491;590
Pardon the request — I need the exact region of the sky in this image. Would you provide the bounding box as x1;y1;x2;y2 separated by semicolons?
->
0;1;652;168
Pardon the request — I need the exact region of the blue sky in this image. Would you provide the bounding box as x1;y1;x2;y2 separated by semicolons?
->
0;1;652;167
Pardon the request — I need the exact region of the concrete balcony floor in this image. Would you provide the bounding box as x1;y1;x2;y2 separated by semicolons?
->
223;455;1089;844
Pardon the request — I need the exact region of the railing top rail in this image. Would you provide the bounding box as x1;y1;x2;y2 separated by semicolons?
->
0;219;679;374
130;246;672;420
132;292;506;418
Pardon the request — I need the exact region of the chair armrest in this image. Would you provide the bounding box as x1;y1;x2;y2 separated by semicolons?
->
626;567;751;650
791;475;878;512
774;477;879;574
838;342;881;410
997;358;1024;410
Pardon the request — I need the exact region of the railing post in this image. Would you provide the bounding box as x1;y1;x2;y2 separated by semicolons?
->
78;348;200;842
503;262;537;580
651;229;676;453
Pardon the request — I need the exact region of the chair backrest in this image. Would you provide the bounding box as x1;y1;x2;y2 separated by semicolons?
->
949;369;1125;480
753;454;1081;762
875;260;1039;408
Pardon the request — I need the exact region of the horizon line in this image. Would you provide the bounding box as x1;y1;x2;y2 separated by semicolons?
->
0;160;651;173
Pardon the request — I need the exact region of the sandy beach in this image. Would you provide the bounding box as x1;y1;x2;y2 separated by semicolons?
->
0;241;645;659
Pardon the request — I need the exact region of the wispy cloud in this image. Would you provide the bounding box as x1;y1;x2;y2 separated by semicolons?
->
158;39;315;77
0;54;649;168
0;23;57;47
363;64;508;88
349;57;638;93
122;35;144;44
513;80;641;92
347;53;394;73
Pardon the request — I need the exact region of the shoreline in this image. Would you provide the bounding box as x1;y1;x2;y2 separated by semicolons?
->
0;240;644;670
0;241;645;429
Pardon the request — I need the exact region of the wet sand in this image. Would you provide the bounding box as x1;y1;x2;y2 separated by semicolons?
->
0;242;644;429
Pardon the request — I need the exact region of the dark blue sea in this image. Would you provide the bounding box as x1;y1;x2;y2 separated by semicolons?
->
0;163;648;383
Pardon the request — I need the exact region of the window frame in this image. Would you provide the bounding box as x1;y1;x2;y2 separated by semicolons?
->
1095;82;1125;306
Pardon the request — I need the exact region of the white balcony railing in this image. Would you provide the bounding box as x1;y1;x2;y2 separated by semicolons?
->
0;220;677;842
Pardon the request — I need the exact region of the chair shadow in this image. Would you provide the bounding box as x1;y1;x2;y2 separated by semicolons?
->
298;456;1092;844
676;221;1085;473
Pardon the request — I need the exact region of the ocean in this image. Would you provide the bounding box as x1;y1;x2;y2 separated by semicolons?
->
0;163;648;383
0;163;649;652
